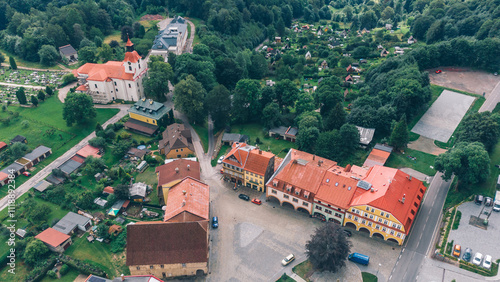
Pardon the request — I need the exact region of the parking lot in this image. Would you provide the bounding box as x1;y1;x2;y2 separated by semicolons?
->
203;167;400;282
448;201;500;264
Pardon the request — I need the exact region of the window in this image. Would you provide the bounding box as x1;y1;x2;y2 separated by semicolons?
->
347;214;352;219
129;66;132;71
318;201;322;204
328;204;331;207
371;208;375;212
284;195;289;199
139;64;141;69
150;266;154;269
417;195;421;200
392;223;397;228
378;218;383;223
335;213;342;218
116;88;118;92
414;202;418;208
386;214;390;218
364;213;368;217
182;263;186;268
366;207;370;211
384;220;388;225
381;212;385;216
382;227;387;232
129;83;131;88
420;188;424;194
368;222;372;227
375;225;380;230
361;219;366;224
181;149;183;151
369;215;374;219
390;230;395;235
303;202;308;207
351;208;356;213
292;198;298;203
114;81;117;86
272;189;277;194
326;210;332;214
136;267;140;270
161;265;164;269
176;149;178;152
295;190;300;195
94;84;97;88
354;216;359;221
316;206;322;211
411;209;416;215
396;233;401;238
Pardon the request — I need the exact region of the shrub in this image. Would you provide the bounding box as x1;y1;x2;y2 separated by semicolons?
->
47;270;57;278
59;264;69;275
452;210;462;230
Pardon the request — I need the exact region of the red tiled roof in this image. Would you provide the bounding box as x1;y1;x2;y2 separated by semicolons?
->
126;37;134;47
124;119;158;136
222;143;252;169
350;166;426;232
363;149;391;168
104;186;114;194
164;177;209;222
0;172;8;181
76;145;100;159
124;51;141;63
35;228;70;248
71;155;85;164
76;61;134;82
155;159;200;188
244;150;274;175
315;169;359;210
126;221;208;266
0;142;7;150
75;84;88;92
123;200;130;208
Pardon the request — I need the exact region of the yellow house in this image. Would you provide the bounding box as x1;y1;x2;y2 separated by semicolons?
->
342;166;427;245
124;99;169;136
155;159;201;205
159;123;195;159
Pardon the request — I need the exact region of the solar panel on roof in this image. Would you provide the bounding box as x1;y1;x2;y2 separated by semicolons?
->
357;180;372;190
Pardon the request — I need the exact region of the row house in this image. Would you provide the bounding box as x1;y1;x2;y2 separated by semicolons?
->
222;143;275;192
265;149;427;245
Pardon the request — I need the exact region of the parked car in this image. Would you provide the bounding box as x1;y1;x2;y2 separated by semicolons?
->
281;254;295;266
472;252;483;266
452;244;461;257
435;69;442;74
483;255;492;269
251;198;262;205
217;155;225;164
239;194;250;201
211;216;218;229
343;229;352;237
462;248;472;262
22;171;31;177
220;168;224;174
485;197;493;206
475;195;484;205
348;253;370;265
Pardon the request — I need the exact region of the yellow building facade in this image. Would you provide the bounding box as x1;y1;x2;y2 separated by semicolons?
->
244;170;265;192
129;112;158;125
343;205;406;245
165;147;194;159
129;262;207;278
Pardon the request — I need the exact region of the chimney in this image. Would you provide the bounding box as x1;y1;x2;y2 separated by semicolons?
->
344;164;352;172
371;187;374;192
259;149;262;154
402;194;406;203
187;164;190;170
318;160;323;167
182;200;186;207
313;155;315;160
121;274;125;281
175;167;179;173
409;176;412;181
182;190;187;195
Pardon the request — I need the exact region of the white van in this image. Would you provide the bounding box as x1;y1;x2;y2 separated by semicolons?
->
493;191;500;212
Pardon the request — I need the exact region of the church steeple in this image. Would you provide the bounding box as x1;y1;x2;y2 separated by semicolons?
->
126;36;134;52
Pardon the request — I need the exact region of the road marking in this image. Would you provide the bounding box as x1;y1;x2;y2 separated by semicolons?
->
399;254;402;259
389;275;392;280
402;248;405;253
396;261;398;266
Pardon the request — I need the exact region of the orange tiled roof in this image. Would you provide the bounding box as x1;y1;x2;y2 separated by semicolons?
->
76;145;100;159
350;166;426;232
244;149;274;175
315;165;368;209
0;141;7;150
163;177;209;222
76;61;134;82
35;228;70;248
0;172;8;181
222;143;252;169
155;159;200;188
363;148;391;168
124;51;141;63
75;84;88;92
103;186;114;194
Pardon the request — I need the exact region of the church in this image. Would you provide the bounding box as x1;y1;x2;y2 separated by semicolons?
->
73;38;148;104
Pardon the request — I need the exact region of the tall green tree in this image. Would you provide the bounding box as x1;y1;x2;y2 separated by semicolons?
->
232;79;262;123
78;46;98;64
434;142;490;185
16;87;27;104
45;86;53;96
296;92;315;116
456;112;500;152
339;124;360;157
389;115;409;150
0;53;5;65
38;45;60;66
325;103;346;131
143;56;173;102
37;90;45;101
63;92;97;126
97;43;114;63
23;239;49;266
9;56;17;70
174;75;206;124
262;102;281;129
306;223;351;272
30;95;38;107
296;126;320;153
205;84;231;129
275;79;299;111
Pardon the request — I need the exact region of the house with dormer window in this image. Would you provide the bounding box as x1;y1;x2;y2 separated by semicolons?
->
124;99;169;136
150;16;188;61
159;123;195;159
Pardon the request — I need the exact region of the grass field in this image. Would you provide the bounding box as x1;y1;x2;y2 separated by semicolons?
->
40;268;80;282
191;123;209;153
292;260;312;282
0;49;62;70
385;148;437;176
362;272;378;282
103;31;122;45
65;236;129;278
187;17;202;45
0;95;118;198
276;273;295;282
230;123;298;158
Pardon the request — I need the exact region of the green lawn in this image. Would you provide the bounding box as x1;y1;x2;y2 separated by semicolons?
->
40;267;80;282
191;123;209;153
362;272;378;282
276;273;295;282
385;148;437;176
187;17;202;45
292;260;313;282
65;236;129;278
0;49;62;70
230;123;298;158
0;95;118;198
0;260;30;281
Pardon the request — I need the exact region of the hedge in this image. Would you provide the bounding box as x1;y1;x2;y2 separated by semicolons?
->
59;254;107;277
25;256;57;282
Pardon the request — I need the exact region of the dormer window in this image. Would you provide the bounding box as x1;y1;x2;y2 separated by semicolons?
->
128;62;131;65
272;180;278;187
286;184;292;192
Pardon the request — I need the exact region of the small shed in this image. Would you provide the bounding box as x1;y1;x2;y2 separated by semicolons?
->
94;197;108;208
222;133;249;146
108;224;123;236
33;180;51;192
16;229;27;238
0;142;7;152
10;135;27;145
58;45;78;61
137;161;149;173
356;126;375;147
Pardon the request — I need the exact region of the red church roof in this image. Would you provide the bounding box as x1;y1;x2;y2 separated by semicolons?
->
75;61;134;81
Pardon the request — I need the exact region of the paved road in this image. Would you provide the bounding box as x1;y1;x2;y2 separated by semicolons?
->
184;19;196;53
480;80;500;112
388;172;452;281
0;105;128;212
57;81;77;102
0;63;69;72
0;82;46;89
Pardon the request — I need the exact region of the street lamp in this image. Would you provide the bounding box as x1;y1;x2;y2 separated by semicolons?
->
376;263;381;278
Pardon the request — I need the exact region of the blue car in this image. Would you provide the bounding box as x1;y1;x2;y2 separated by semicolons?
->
212;216;219;229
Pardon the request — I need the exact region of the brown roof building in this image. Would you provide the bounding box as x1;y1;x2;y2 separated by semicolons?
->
126;221;209;278
164;177;209;222
35;228;72;253
159;123;195;159
155;159;200;205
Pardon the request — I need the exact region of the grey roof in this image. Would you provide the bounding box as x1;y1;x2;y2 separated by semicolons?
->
128;99;169;121
269;126;289;135
58;45;77;56
111;199;126;210
33;180;51;192
53;212;91;234
10;135;26;143
1;162;23;174
46;174;64;185
116;217;126;224
58;159;83;175
374;143;393;153
286;127;298;136
130;182;147;198
151;16;187;51
23;146;51;161
222;133;249;143
356;126;375;145
94;197;108;207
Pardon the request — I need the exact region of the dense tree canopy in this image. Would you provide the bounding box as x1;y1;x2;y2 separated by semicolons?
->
174;75;206;124
306;223;351;272
456;112;500;152
63;92;97;126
